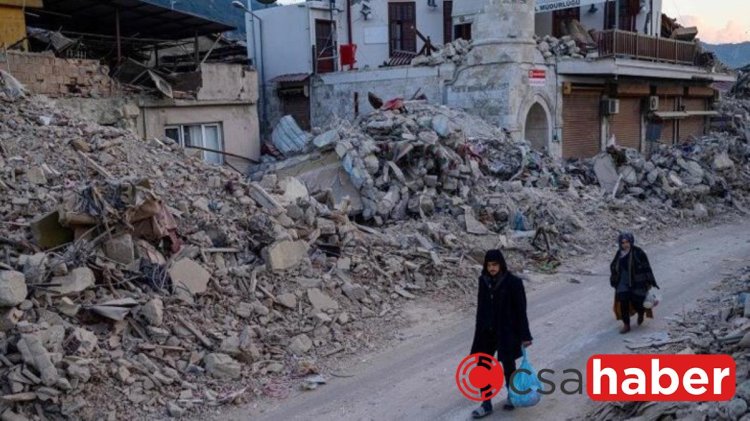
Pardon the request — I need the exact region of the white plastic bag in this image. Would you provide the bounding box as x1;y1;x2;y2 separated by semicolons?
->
643;289;662;309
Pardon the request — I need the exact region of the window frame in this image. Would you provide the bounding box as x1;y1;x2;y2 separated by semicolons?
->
164;123;225;165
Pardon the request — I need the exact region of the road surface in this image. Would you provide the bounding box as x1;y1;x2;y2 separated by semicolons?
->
216;221;750;421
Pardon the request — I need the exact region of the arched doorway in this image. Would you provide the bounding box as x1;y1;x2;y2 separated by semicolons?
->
524;103;550;152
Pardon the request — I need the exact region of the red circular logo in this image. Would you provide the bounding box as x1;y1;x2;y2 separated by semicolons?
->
455;353;505;402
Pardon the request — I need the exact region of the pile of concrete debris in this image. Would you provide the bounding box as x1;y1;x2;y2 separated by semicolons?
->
0;83;479;418
590;266;750;420
411;38;473;67
589;135;750;217
732;64;750;99
536;35;586;61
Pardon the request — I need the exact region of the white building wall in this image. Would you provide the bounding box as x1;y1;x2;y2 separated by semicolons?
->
256;5;312;82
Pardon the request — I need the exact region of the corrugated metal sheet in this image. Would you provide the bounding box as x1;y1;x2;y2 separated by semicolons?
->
0;5;26;48
611;98;642;151
659;97;676;145
271;115;309;156
679;98;707;142
563;91;602;159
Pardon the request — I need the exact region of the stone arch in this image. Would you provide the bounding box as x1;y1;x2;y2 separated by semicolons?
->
520;95;553;153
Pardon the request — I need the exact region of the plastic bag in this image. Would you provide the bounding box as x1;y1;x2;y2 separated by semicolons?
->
643;289;662;309
509;348;542;408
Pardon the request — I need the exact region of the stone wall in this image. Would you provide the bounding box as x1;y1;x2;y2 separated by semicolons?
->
0;51;116;97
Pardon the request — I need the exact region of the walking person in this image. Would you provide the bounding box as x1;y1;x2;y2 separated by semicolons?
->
469;249;533;419
610;232;660;334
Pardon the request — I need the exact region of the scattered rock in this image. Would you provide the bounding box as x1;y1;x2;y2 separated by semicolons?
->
0;271;27;307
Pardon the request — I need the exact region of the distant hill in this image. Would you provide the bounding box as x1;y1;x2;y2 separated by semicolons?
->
702;42;750;70
144;0;280;39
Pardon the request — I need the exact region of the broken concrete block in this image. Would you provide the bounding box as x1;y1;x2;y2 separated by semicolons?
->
30;211;73;249
52;267;95;295
276;293;297;309
463;207;490;235
713;152;734;171
418;131;439;145
66;363;91;382
192;197;210;213
22;252;47;284
341;283;366;302
307;288;339;312
316;218;336;235
272;115;308;156
141;298;164;326
57;297;80;317
432;115;451;138
262;240;309;272
0;271;27;307
204;353;241;379
167;402;185;418
247;183;285;216
169;259;210;300
103;233;135;265
68;328;98;356
593;154;620;194
282;177;308;203
693;203;709;220
288;334;312;355
17;334;58;386
313;129;340;149
618;165;638;185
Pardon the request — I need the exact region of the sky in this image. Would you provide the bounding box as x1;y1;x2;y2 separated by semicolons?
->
276;0;749;44
662;0;750;44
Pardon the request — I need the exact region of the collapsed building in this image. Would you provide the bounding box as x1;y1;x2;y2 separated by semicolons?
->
256;0;734;161
0;0;261;173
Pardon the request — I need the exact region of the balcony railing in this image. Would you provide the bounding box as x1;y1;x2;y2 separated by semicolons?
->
597;30;698;65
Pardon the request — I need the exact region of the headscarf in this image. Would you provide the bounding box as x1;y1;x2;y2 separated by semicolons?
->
617;232;635;256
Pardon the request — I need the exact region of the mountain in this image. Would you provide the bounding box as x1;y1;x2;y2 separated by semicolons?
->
143;0;280;38
702;42;750;70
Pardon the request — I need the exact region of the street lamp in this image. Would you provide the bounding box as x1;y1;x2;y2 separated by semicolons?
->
232;0;268;136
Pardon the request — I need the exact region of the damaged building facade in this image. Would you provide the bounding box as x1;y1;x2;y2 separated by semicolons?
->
1;0;260;172
260;0;734;160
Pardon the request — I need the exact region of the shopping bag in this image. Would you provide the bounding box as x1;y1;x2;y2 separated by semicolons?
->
509;348;542;408
643;289;662;309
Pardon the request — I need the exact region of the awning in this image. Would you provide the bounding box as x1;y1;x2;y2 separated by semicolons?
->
270;73;311;84
687;110;719;117
26;0;235;40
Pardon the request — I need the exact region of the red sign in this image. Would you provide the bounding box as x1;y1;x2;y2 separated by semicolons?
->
529;69;546;86
587;354;736;402
455;353;505;402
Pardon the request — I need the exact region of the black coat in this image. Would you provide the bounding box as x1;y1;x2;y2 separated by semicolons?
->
470;272;532;361
609;246;658;295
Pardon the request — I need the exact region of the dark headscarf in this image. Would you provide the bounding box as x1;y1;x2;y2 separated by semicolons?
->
482;249;507;277
617;232;635;252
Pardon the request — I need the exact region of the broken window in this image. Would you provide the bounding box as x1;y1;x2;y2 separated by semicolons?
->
164;123;224;165
314;19;337;74
389;2;417;55
454;23;472;42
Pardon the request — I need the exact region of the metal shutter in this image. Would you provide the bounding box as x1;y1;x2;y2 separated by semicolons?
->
563;91;602;159
659;97;675;145
611;98;642;151
282;94;311;131
679;98;707;142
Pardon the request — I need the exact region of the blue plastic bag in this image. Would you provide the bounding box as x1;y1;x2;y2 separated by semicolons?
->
509;348;542;408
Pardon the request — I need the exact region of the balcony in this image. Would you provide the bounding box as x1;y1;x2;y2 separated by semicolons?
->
597;30;698;66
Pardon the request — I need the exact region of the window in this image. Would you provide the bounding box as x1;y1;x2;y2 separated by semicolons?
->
454;23;472;41
315;19;336;74
164;123;224;165
552;7;580;38
389;2;417;55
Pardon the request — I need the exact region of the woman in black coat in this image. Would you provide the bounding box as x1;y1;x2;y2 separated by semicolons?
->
469;249;533;419
610;232;659;334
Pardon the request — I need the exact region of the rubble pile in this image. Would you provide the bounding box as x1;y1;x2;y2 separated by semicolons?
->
591;266;750;420
411;38;473;67
0;90;476;419
732;64;750;99
589;136;750;214
536;35;586;61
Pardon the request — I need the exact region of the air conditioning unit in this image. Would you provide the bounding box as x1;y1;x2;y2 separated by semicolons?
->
602;99;620;115
648;96;659;111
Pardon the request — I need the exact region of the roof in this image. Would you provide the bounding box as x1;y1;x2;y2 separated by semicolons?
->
270;73;311;84
26;0;235;41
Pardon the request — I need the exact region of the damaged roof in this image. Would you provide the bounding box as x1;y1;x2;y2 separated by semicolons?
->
26;0;235;41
